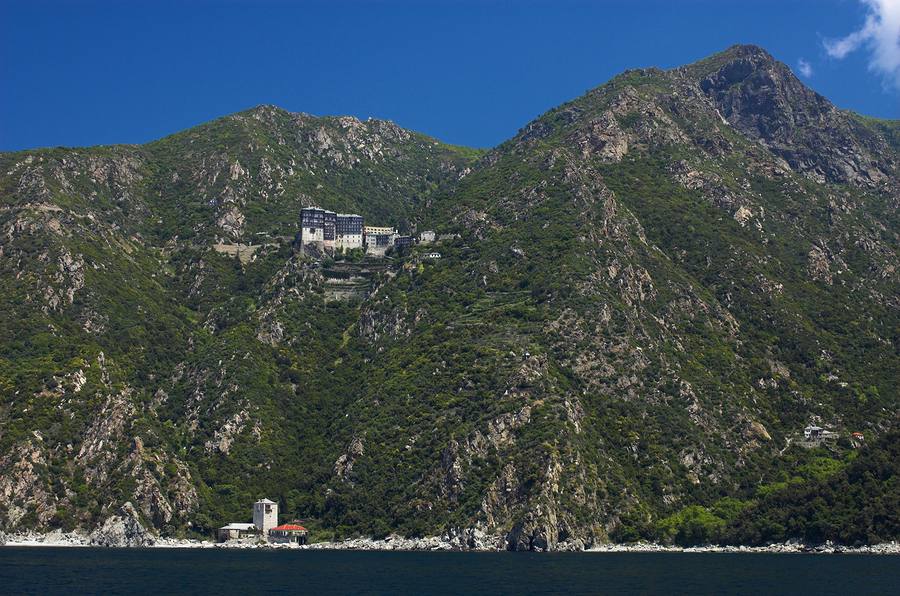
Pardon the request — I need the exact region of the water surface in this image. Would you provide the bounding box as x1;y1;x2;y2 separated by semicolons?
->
1;547;896;596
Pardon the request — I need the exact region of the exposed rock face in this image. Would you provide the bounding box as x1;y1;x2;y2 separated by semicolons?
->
699;45;896;187
358;302;409;343
88;502;156;547
507;512;560;552
0;438;58;527
334;436;365;484
576;111;629;163
204;411;251;455
218;206;245;237
300;530;508;551
0;376;198;535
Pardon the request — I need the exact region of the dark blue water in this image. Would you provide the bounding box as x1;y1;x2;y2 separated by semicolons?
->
0;547;897;596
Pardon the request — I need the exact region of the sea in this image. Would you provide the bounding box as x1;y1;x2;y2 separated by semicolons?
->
1;547;897;596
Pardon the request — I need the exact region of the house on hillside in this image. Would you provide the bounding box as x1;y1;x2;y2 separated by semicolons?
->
365;225;397;256
804;424;823;439
298;207;364;255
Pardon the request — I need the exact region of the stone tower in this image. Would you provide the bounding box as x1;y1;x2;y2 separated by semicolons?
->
253;498;278;534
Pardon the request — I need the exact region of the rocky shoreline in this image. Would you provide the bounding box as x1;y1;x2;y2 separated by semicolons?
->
2;529;898;554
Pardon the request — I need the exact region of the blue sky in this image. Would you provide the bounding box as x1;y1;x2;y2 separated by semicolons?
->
1;0;897;152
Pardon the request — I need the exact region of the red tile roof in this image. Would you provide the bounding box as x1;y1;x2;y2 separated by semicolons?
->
271;524;307;531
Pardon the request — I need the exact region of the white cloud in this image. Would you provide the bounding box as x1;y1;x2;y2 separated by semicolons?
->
823;0;900;88
796;58;813;78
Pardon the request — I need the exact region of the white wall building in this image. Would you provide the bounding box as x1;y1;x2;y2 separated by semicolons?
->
365;225;397;256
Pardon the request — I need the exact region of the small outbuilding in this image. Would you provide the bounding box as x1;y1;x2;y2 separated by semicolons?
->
268;524;309;544
217;523;259;542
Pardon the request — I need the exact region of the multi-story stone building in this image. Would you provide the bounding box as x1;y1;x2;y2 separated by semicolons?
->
336;213;364;250
253;498;278;534
364;225;397;256
299;207;365;254
394;235;411;252
300;207;327;247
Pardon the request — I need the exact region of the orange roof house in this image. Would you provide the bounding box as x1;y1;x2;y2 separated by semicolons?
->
268;523;309;544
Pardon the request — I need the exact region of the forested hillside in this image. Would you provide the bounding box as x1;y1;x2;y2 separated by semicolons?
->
1;45;897;549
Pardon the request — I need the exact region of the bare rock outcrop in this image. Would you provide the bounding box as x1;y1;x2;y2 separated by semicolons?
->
217;206;245;237
88;502;156;547
334;436;365;485
699;45;896;187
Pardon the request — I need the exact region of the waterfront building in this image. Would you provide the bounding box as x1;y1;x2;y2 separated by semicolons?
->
268;523;309;544
253;498;278;534
216;523;258;542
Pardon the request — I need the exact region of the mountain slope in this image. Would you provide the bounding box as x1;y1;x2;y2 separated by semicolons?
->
325;44;899;547
0;45;897;548
0;109;483;536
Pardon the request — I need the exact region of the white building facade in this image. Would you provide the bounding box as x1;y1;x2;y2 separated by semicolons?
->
364;225;397;256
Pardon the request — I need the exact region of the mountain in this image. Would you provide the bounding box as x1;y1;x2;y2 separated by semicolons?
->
1;45;897;549
0;109;482;538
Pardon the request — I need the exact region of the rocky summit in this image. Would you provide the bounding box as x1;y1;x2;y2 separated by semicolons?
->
1;45;898;550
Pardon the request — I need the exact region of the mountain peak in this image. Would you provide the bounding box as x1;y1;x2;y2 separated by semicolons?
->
725;43;773;58
514;45;894;188
690;46;898;187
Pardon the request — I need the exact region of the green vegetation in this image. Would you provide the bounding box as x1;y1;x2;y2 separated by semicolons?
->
0;47;897;547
